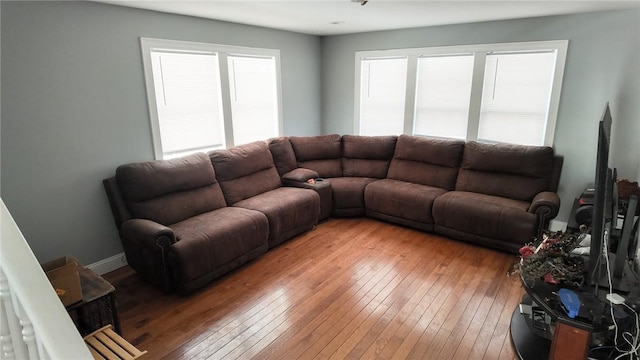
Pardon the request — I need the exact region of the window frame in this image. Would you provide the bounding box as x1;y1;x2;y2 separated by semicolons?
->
140;37;284;160
354;40;568;146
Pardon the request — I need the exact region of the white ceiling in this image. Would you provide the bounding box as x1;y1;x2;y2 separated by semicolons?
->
95;0;640;36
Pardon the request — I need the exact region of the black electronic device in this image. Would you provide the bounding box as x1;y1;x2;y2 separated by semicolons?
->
574;187;595;227
579;187;595;205
587;103;613;289
587;103;637;293
613;195;638;278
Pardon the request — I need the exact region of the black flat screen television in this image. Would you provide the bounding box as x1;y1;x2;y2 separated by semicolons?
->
586;103;637;293
587;103;613;288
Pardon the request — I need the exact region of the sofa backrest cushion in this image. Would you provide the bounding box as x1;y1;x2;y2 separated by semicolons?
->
268;137;297;176
342;135;397;178
289;134;343;178
115;153;226;225
387;135;465;190
456;141;555;201
209;141;282;205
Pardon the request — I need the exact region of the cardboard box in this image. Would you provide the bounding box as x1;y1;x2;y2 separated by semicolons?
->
42;256;83;307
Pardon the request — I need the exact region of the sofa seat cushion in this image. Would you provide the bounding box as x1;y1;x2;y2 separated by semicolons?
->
432;191;537;250
365;179;448;230
328;177;378;217
233;187;320;248
169;207;269;285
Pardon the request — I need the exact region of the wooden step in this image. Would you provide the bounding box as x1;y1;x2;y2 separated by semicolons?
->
83;325;147;360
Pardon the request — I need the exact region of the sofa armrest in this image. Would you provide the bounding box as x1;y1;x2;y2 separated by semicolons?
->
281;173;332;220
528;191;561;239
120;219;176;247
282;168;320;183
119;219;176;292
529;191;560;217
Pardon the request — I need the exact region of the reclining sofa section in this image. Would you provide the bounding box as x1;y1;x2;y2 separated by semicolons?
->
104;134;562;293
104;143;320;293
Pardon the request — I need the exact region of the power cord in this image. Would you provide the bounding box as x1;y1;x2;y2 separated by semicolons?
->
617;303;640;360
602;231;640;359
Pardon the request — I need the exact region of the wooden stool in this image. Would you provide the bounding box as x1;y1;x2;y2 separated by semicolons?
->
83;325;147;360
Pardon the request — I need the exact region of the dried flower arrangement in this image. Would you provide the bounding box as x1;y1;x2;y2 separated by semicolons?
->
511;230;587;286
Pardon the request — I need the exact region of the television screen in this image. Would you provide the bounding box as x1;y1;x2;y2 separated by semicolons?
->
587;103;612;286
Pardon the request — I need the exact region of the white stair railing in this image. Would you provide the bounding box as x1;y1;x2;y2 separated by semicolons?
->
1;198;92;359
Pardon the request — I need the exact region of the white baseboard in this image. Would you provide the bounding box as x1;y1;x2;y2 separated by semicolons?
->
549;219;567;232
86;252;128;275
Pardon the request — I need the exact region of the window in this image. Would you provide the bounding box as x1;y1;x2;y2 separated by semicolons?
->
355;41;568;146
148;51;225;157
414;54;474;139
228;55;280;147
478;51;557;145
359;57;407;135
141;38;283;159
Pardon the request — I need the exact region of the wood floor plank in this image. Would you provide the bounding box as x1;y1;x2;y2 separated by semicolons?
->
284;238;448;360
256;224;417;360
435;251;516;360
466;260;520;360
216;225;405;359
299;241;421;359
486;279;524;360
451;292;500;359
330;253;434;359
386;243;480;359
346;247;450;359
409;254;487;359
358;239;463;360
103;218;524;360
423;251;506;360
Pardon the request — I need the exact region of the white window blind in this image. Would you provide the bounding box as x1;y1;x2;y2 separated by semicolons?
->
359;57;407;136
355;40;567;147
141;38;283;159
228;55;279;146
478;50;557;145
150;51;226;158
413;54;474;139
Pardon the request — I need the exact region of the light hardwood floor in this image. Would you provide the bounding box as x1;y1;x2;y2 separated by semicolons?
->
103;217;524;359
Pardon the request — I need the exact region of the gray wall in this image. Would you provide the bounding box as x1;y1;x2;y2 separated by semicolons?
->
321;9;640;224
1;1;322;264
2;1;638;266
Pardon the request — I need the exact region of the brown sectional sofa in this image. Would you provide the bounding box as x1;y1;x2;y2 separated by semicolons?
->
104;134;562;293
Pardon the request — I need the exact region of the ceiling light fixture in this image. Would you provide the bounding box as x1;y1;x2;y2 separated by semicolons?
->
351;0;368;6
